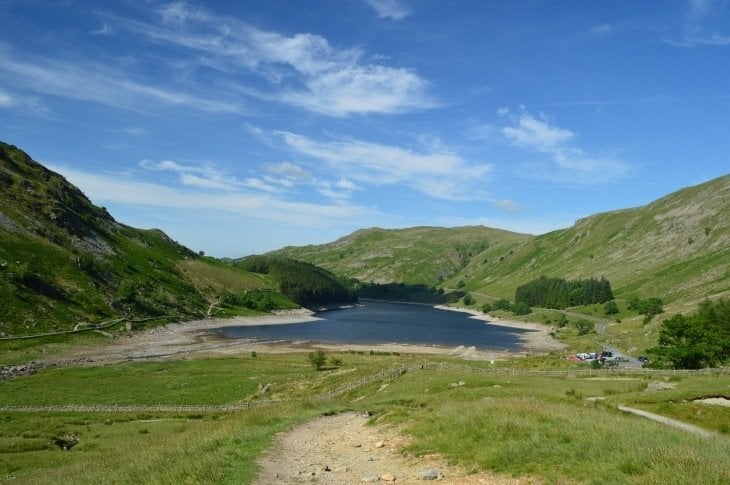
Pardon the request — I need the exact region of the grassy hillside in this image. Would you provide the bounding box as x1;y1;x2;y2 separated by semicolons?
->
456;175;730;306
0;142;348;336
271;226;530;285
272;176;729;310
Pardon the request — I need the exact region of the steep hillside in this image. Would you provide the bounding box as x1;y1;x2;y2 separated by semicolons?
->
0;142;347;336
458;175;730;305
271;226;530;285
272;176;729;307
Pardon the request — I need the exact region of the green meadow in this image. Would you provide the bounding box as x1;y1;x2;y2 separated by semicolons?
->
1;351;728;484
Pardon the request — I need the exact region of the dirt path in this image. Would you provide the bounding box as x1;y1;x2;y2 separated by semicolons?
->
617;405;718;437
253;412;532;484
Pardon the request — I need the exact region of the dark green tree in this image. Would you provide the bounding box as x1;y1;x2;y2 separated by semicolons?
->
494;299;512;311
307;349;327;370
512;301;532;315
648;299;730;369
604;300;619;315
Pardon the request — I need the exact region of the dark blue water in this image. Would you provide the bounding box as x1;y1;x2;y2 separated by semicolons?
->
218;300;532;351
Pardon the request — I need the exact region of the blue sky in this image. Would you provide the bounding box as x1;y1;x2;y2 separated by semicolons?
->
1;0;728;257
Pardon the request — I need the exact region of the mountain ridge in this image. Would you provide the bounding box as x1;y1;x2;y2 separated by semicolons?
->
271;175;730;307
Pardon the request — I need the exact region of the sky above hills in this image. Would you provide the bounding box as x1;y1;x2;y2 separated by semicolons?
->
1;1;728;257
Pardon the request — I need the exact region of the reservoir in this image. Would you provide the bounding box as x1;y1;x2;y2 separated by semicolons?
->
218;300;532;351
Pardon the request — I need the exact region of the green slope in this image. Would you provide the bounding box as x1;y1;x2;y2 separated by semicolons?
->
0;142;348;336
458;175;730;305
271;226;531;285
271;175;729;308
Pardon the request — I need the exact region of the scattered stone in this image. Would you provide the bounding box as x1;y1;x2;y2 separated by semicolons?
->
352;443;363;448
374;440;385;448
1;361;46;381
421;468;440;480
695;397;730;407
322;465;331;472
381;472;396;481
53;433;80;451
646;381;676;392
361;476;379;483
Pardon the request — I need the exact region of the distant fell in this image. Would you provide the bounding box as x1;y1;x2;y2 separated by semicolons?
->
467;175;730;304
270;176;730;307
271;225;531;285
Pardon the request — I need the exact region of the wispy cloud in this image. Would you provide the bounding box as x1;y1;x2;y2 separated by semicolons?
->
365;0;411;20
139;156;367;202
493;199;521;213
140;159;237;191
499;108;628;183
667;0;730;46
277;131;491;200
0;86;49;115
48;164;376;229
0;89;13;107
108;2;430;116
0;48;241;114
589;23;613;37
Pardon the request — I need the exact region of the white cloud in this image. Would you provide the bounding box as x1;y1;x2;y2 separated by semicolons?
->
0;50;241;114
48;165;377;229
241;177;279;193
494;199;520;213
501;110;574;150
336;178;359;190
122;126;146;136
590;23;613;37
281;64;430;117
111;3;431;116
140;159;236;191
277;131;491;200
500;108;628;183
264;161;312;181
667;0;730;46
0;89;13;107
365;0;411;20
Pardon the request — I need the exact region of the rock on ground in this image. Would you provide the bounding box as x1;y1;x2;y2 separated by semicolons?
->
253;412;533;484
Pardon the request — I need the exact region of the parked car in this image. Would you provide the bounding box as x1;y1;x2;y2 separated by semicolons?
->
638;356;649;363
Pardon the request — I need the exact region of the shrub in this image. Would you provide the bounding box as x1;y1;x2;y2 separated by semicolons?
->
575;318;594;335
512;301;532;315
604;300;619;315
307;349;327;370
494;299;512;311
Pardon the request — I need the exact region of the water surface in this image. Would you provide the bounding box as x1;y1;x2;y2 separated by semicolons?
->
219;300;532;351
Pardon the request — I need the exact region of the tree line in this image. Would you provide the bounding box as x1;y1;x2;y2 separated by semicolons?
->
515;276;613;309
236;256;357;307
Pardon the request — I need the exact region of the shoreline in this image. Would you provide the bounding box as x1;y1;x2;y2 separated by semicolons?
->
64;303;564;363
433;304;566;353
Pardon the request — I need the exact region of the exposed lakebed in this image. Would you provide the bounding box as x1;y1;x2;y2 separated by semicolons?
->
217;300;533;351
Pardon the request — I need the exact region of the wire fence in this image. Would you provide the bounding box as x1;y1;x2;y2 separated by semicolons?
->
1;364;727;414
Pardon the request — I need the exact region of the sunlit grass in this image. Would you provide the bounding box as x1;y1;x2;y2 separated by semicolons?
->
1;353;728;483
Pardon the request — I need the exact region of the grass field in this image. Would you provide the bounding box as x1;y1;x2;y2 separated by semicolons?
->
1;352;728;484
